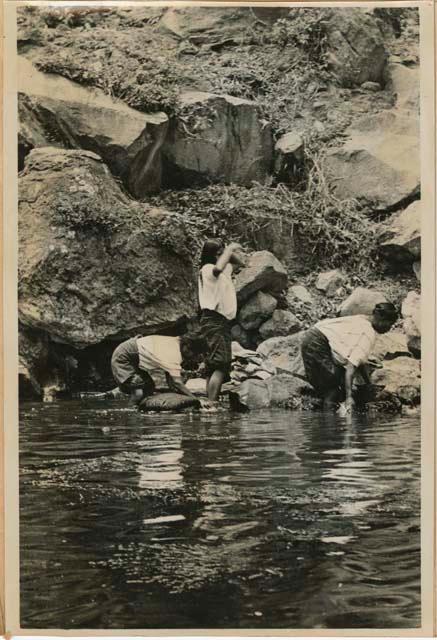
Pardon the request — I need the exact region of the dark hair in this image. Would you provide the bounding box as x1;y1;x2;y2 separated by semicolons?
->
180;331;207;369
373;302;398;323
200;239;222;267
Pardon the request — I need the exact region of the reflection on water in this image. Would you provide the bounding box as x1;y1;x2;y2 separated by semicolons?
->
19;401;420;629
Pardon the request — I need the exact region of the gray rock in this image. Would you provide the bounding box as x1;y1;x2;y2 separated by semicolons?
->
288;285;313;306
231;324;256;350
266;374;313;407
316;269;346;297
360;81;381;91
371;356;420;403
338;287;388;317
235;251;288;304
229;378;271;411
18;56;168;197
325;9;387;87
388;63;420;112
402;291;420;356
258;331;307;378
163;91;273;187
238;291;277;330
413;261;420;281
159;7;254;42
371;331;410;363
324;110;419;210
259;310;301;340
185;378;207;395
19;148;197;348
377;200;421;265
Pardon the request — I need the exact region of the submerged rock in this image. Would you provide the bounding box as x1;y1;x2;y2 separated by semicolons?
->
19;148;197;348
235;251;288;304
377;200;421;266
338;287;388;317
18;56;168;196
163;91;273;187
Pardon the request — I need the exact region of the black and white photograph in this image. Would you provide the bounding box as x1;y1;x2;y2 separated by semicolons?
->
3;0;435;633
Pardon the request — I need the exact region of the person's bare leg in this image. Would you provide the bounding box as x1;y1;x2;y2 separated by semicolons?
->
323;388;338;411
207;370;225;401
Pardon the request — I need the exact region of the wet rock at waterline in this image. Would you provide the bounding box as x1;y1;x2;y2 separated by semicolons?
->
371;356;420;403
229;373;315;411
19;148;197;347
163;91;273;187
18;56;168;197
338;287;388;317
377;200;421;266
324;110;419;210
235;251;288;304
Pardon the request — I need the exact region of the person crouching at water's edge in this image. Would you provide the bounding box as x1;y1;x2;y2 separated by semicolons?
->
111;332;209;407
301;303;398;412
198;240;245;401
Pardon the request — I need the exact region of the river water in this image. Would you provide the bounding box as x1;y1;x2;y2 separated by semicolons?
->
19;400;421;629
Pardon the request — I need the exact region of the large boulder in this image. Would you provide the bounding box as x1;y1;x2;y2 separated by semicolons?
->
377;200;421;266
163;91;273;187
325;110;419;210
371;356;420;403
18;56;168;197
338;287;388;317
325;9;388;87
235;251;288;304
238;291;277;331
259;310;301;340
19;148;197;348
257;331;307;378
159;7;255;44
266;374;313;407
228;373;312;411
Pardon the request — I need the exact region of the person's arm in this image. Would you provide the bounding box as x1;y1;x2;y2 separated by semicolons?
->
344;362;357;411
213;242;243;277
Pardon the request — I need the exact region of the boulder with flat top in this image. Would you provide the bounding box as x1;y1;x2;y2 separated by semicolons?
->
235;251;288;304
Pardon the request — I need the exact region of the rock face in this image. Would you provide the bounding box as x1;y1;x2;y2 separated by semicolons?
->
325;110;419;210
371;356;420;403
402;291;421;357
235;251;288;304
19;148;197;348
388;62;420;112
273;132;304;184
163;91;273;187
159;7;255;43
238;291;277;331
325;9;388;87
18;56;168;197
259;310;301;340
377;200;421;265
338;287;388;317
316;269;346;297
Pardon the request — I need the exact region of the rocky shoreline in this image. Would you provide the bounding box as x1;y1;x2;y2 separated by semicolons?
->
17;6;421;412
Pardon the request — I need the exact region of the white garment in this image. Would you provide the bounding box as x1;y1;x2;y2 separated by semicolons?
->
198;263;237;321
316;315;376;368
137;335;182;378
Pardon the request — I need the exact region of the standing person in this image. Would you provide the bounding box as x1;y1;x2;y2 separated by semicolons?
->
301;303;398;412
198;240;244;402
111;332;210;407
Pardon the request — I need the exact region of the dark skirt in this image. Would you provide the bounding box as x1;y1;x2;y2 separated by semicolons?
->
301;327;344;395
200;309;232;379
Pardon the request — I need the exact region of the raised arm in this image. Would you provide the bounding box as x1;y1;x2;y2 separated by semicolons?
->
213;242;243;277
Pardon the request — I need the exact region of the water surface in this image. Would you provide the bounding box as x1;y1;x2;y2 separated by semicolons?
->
19;401;420;629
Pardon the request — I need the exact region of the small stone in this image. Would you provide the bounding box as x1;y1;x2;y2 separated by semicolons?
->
360;81;381;91
288;285;313;305
316;270;346;297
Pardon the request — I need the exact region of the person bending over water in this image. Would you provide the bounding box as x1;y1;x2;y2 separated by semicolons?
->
301;303;398;412
111;332;211;408
198;240;245;402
